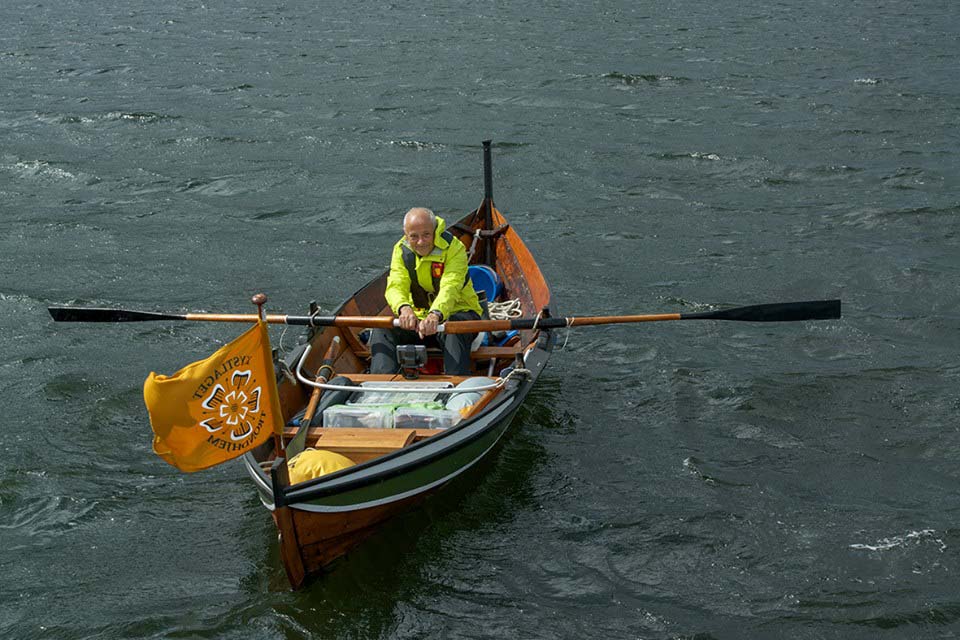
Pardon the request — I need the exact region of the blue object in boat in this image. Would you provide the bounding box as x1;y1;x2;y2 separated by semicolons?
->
468;265;501;302
497;330;519;346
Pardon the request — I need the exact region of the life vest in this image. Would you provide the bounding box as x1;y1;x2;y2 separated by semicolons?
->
400;230;469;309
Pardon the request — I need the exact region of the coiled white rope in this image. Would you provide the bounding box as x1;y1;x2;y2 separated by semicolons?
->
487;298;523;320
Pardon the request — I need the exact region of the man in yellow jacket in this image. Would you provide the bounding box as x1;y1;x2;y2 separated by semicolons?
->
370;207;483;375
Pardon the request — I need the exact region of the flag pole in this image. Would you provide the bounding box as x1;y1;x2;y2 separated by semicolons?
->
252;294;288;460
252;293;268;320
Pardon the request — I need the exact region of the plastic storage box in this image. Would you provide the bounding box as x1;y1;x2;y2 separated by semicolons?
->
323;405;394;429
393;407;462;430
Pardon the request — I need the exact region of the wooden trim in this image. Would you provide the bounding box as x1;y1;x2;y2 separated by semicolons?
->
412;428;445;441
458;389;499;421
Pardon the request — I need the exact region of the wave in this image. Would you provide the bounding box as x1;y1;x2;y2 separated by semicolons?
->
0;493;100;550
849;528;945;553
653;151;722;161
603;71;692;86
2;159;100;186
176;175;251;196
106;111;181;124
387;140;446;151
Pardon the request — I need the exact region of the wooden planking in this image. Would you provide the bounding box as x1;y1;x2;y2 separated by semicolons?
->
291;492;425;548
491;205;550;311
331;338;364;373
272;507;307;589
336;299;371;356
352;272;390;316
284;427;416;464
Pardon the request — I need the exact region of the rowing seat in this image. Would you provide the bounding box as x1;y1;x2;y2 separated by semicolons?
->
469;346;522;361
353;345;521;361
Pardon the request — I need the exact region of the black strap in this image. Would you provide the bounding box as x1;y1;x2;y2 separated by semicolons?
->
401;245;432;308
401;230;471;309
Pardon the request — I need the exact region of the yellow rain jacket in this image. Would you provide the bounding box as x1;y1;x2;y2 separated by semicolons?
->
384;216;483;321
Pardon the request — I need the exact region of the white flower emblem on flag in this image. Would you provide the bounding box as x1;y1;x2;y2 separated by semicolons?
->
199;370;262;441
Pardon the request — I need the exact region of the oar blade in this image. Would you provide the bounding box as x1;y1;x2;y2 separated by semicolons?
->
681;300;841;323
48;307;186;323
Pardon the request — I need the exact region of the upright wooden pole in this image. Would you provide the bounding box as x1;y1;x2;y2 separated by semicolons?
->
482;140;494;266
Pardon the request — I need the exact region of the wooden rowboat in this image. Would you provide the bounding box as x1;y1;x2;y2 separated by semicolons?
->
241;142;555;589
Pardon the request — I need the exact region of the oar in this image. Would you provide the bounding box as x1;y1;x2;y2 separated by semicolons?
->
438;299;842;334
285;337;341;460
47;306;396;329
48;299;840;333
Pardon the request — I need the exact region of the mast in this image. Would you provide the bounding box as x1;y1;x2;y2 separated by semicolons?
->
482;140;494;265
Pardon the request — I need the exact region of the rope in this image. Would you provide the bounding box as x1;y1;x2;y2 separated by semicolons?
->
500;366;532;384
277;324;290;355
467;229;482;260
487;298;523;320
488;298;578;350
530;309;543;331
277;306;323;357
560;319;575;350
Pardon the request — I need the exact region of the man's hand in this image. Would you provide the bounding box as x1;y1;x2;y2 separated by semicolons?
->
418;311;441;338
398;305;418;331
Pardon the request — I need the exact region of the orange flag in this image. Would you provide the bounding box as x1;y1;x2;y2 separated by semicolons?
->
143;321;284;472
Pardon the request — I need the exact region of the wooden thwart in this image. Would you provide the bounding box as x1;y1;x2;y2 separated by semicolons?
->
470;345;522;360
352;346;521;362
282;427;445;463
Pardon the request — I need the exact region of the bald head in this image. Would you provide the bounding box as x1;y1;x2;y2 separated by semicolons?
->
403;207;437;257
403;207;435;228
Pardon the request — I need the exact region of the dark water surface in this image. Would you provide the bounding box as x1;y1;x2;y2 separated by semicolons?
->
2;1;959;638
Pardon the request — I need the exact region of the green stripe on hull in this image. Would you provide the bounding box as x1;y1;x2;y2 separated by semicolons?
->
294;409;515;509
